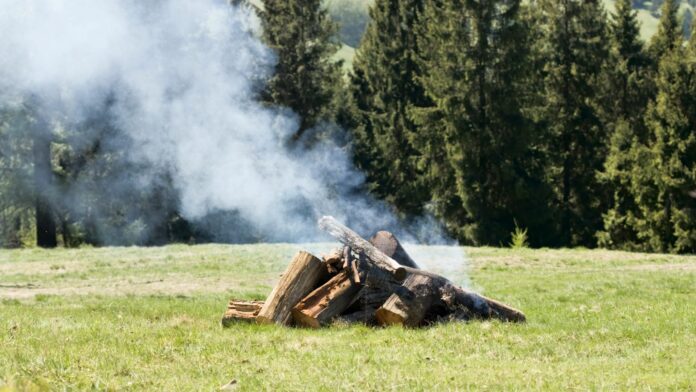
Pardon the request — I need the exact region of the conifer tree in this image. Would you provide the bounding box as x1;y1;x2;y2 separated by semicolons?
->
349;0;430;216
260;0;342;141
607;0;650;121
540;0;611;246
648;0;681;63
597;0;651;249
632;24;696;253
413;0;552;245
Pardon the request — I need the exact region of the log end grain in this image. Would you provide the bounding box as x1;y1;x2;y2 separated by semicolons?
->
375;306;406;326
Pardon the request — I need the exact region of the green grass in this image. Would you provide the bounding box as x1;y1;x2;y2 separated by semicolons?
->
1;245;695;390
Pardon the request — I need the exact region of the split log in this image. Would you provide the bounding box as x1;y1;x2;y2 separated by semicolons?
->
369;231;419;268
221;300;264;327
256;251;330;325
292;270;362;328
375;274;436;326
318;216;407;281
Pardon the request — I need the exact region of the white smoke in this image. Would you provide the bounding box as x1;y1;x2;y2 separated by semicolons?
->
0;0;455;246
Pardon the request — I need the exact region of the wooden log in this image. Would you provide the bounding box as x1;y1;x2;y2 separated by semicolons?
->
377;267;526;324
321;248;343;274
221;300;264;327
256;251;330;325
354;231;420;312
478;295;527;323
292;270;362;328
318;216;407;281
350;257;361;284
342;246;351;270
375;274;436;326
414;268;526;322
369;231;419;268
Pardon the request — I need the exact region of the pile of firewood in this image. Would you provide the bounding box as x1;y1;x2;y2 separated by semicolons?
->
222;216;526;328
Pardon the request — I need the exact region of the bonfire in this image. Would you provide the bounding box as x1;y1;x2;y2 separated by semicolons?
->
222;216;525;327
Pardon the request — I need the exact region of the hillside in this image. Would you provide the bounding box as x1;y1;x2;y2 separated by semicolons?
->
322;0;694;69
244;0;693;70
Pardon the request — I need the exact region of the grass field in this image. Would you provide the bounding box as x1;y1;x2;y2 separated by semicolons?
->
1;244;695;391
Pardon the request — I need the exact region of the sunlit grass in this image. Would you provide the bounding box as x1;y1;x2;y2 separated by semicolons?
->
1;245;695;390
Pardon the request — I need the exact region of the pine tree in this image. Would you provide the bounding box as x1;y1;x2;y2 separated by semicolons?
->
597;0;652;249
540;0;611;246
412;0;553;245
633;23;696;253
260;0;342;141
349;0;430;216
648;0;681;63
607;0;650;121
409;0;471;240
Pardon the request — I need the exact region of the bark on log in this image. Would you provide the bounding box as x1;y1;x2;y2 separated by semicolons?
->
377;266;526;324
257;251;330;325
318;216;407;281
369;231;419;268
292;270;362;328
221;300;264;327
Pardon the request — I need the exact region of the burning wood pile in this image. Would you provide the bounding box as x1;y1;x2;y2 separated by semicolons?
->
222;216;525;328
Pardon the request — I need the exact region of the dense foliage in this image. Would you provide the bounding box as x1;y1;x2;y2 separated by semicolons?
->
349;0;694;252
0;0;694;252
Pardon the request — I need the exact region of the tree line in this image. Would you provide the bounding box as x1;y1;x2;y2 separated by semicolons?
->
267;0;695;252
1;0;694;253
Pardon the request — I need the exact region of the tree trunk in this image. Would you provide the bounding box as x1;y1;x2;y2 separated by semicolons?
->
33;136;56;248
292;270;362;328
221;300;264;327
256;251;330;325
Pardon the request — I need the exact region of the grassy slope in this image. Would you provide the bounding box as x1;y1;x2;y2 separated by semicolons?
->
1;245;695;390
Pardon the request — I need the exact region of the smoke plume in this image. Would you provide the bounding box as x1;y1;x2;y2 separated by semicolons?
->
0;0;454;247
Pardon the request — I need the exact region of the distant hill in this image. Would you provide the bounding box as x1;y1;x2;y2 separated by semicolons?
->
246;0;694;71
325;0;693;69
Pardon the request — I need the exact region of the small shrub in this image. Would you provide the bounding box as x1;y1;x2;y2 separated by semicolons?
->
509;222;529;249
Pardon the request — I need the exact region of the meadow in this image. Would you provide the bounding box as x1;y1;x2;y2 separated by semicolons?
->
1;244;695;390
